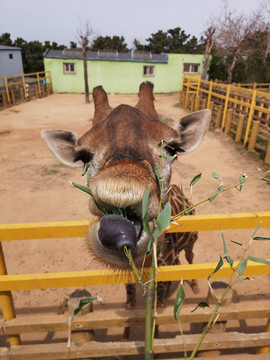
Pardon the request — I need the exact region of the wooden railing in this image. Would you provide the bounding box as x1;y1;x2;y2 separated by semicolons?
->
0;71;52;109
180;76;270;163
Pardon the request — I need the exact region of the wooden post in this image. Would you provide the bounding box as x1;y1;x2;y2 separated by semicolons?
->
198;281;233;358
28;86;32;101
35;85;38;98
195;95;201;111
248;120;260;151
19;87;24;102
235;114;245;142
2;92;7;108
42;83;45;97
215;105;223;128
264;137;270;164
209;101;214;115
201;98;207;110
11;90;15;106
224;108;233;134
68;289;94;347
190;94;196;112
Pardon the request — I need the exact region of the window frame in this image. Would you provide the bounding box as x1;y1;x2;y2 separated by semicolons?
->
143;65;155;77
183;63;200;74
63;62;76;74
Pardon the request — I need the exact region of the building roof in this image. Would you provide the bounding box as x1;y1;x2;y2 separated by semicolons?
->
0;45;22;51
43;49;168;63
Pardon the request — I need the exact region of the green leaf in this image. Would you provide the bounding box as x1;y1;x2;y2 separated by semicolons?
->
224;255;234;267
239;173;246;191
190;173;202;187
146;237;153;255
72;182;94;196
87;169;91;187
253;236;270;241
70;297;97;322
261;177;270;184
82;163;89;176
93;201;107;215
248;256;270;266
111;206;123;217
208;256;224;280
183;206;194;215
174;284;185;321
142;188;151;219
157;242;164;257
237;277;250;283
237;257;248;278
231;240;243;247
212;171;220;179
222;232;228;255
191;301;210;313
209;185;223;202
154;202;171;239
143;215;152;238
155;164;162;180
251;221;262;238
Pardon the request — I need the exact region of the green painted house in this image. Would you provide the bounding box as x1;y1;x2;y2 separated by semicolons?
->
43;49;204;94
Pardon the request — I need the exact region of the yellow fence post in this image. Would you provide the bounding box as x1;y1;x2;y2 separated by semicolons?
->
36;73;41;97
0;243;21;346
22;74;27;100
207;80;213;109
4;76;10;105
264;137;270;164
244;90;257;146
184;76;191;109
221;85;231;129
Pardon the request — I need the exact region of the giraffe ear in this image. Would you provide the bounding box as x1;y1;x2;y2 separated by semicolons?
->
41;129;84;167
176;109;210;154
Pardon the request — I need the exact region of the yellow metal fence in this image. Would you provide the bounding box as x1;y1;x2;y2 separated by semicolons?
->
0;71;51;109
0;211;270;348
180;75;270;163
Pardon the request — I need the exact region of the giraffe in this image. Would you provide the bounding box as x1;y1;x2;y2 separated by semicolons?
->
41;82;210;308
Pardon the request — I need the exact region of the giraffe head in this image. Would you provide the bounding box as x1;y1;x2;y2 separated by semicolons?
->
41;82;210;269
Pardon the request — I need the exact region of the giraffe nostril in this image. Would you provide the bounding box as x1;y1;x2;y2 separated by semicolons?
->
98;215;137;252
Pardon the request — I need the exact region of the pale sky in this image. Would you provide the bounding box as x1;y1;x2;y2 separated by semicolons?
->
1;0;268;48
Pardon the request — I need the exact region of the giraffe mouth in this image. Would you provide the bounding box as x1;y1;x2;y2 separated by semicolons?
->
87;206;153;269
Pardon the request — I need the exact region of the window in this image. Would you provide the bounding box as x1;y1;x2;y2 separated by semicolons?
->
183;63;200;74
143;65;155;77
9;53;13;59
63;62;76;74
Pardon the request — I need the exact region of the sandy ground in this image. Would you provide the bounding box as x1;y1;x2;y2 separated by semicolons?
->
0;92;270;353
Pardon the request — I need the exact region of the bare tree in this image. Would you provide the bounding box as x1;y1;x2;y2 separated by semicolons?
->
206;1;268;83
201;27;216;80
77;21;96;103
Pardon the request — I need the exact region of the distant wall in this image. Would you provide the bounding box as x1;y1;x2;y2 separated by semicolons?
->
0;49;24;78
44;54;204;94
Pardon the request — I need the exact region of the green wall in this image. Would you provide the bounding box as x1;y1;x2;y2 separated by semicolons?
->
44;54;204;94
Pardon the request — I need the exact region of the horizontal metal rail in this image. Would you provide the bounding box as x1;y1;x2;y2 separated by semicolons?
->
1;211;270;241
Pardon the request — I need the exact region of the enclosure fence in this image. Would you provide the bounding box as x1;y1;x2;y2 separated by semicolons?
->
180;75;270;163
0;212;270;358
0;71;52;109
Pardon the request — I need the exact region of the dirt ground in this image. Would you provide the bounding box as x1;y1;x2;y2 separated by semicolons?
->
0;92;270;353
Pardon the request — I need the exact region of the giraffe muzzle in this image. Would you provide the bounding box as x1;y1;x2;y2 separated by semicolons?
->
98;214;140;253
